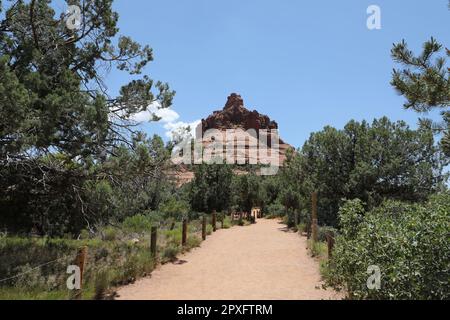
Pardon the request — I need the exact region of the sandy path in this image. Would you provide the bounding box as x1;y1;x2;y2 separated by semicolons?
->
116;219;341;300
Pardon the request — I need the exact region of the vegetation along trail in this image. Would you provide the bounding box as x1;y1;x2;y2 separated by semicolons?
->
116;219;341;300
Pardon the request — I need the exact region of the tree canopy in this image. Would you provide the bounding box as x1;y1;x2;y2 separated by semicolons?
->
0;0;174;160
278;117;447;227
391;38;450;156
0;0;175;235
189;163;233;214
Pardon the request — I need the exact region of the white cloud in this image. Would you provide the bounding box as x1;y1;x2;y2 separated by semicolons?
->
132;102;180;124
131;102;200;141
163;120;201;140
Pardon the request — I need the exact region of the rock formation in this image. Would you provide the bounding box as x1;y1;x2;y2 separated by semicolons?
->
198;93;293;158
201;93;279;133
170;93;294;185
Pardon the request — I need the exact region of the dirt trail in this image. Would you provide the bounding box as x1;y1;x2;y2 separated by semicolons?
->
116;219;341;300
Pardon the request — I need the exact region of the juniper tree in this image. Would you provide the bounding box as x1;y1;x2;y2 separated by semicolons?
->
0;0;175;235
280;117;447;227
0;0;174;160
189;163;233;214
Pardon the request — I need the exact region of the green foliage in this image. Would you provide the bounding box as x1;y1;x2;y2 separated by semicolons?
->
327;193;450;300
186;235;202;250
285;210;298;228
391;38;449;112
231;172;265;213
161;198;189;225
317;226;338;243
391;38;450;157
222;216;232;229
122;215;152;234
161;246;180;263
308;239;328;258
206;225;213;236
266;202;285;217
297;223;307;234
280;188;300;212
279;117;447;227
102;227;119;241
338;200;365;239
0;0;174;159
0;0;175;236
189;163;233;213
94;270;111;300
0;236;155;299
163;227;182;246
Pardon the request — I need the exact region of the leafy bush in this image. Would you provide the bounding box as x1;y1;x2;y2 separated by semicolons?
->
161;198;189;229
186;236;202;250
94;270;110;300
266;202;285;217
297;223;307;234
307;239;327;258
102;227;119;241
122;214;152;233
222;216;232;229
121;251;154;283
161;245;180;263
318;226;338;242
206;225;213;236
0;237;154;299
327;194;450;300
164;228;182;246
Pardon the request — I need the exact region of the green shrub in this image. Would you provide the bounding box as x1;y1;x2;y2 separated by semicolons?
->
164;228;182;246
297;223;307;234
327;194;450;300
122;214;152;233
94;270;110;300
102;227;119;241
222;216;232;229
186;236;201;250
0;236;156;300
161;245;179;263
206;225;213;235
266;202;285;217
79;229;91;240
285;210;298;228
318;226;338;242
308;239;327;258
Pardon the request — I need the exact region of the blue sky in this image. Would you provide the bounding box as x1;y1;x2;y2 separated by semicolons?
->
106;0;449;148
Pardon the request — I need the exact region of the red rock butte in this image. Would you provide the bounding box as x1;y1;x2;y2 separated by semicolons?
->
171;93;294;184
198;93;293;156
201;93;279;133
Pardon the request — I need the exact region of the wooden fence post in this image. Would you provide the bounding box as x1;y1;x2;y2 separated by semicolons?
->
212;211;217;232
311;192;318;242
182;219;188;246
326;231;335;259
74;246;88;300
202;215;207;240
150;226;157;257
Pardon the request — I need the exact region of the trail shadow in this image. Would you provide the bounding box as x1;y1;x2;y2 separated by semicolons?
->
173;259;188;265
278;226;291;233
